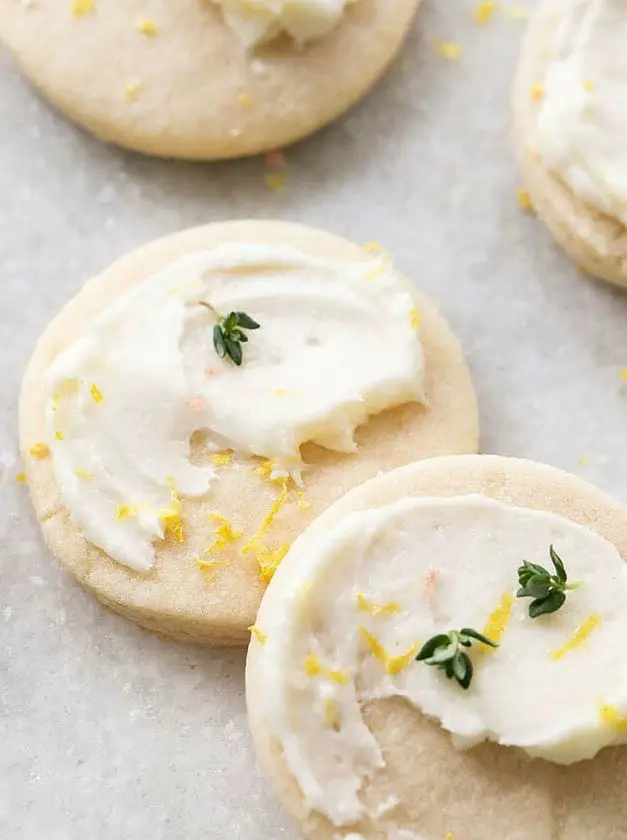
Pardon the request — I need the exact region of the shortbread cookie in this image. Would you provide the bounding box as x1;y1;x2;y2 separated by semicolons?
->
247;454;627;839
514;0;627;288
19;221;478;646
0;0;419;160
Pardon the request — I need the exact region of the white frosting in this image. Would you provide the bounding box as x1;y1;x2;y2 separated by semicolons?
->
255;495;627;826
534;0;627;224
215;0;356;48
44;242;424;572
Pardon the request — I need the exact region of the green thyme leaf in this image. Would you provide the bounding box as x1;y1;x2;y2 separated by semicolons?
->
415;628;498;690
516;545;578;619
201;303;261;366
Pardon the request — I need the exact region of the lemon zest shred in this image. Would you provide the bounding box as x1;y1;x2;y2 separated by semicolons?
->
530;84;545;101
550;613;601;661
74;469;94;480
248;625;268;645
479;592;513;653
473;1;499;24
29;442;50;459
137;18;158;36
195;557;228;577
255;542;290;583
124;80;142;102
362;241;391;280
619;366;627;383
72;0;94;17
16;472;26;484
600;704;627;732
160;487;184;542
324;698;341;730
359;627;390;667
264;171;288;192
211;450;234;467
326;669;349;686
90;384;104;404
582;80;596;92
209;512;243;550
409;308;422;329
238;92;253;108
517;188;534;212
54;431;64;441
357;593;401;618
305;655;322;677
115;503;138;521
359;627;417;675
436;41;462;60
296;490;310;510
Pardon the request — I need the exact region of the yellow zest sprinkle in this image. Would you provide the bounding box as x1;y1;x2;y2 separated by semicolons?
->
51;395;61;411
480;592;513;652
72;0;94;17
256;542;290;583
209;512;243;550
578;455;588;468
195;557;228;576
137;18;158;36
54;431;64;441
254;459;282;483
244;478;289;552
160;487;184;541
90;384;104;404
304;655;349;684
248;625;267;645
16;473;26;484
550;613;601;661
530;84;545;101
360;627;389;666
124;80;142;102
363;241;391;280
359;627;417;675
324;698;341;731
517;188;534;212
473;1;498;24
409;308;421;329
582;80;596;92
115;503;138;521
446;834;455;840
211;450;234;467
29;442;49;459
272;389;289;396
305;654;322;677
357;593;401;618
619;367;627;383
600;704;627;732
74;469;94;480
501;5;529;19
264;171;288;192
238;92;253;108
436;41;462;60
296;490;310;510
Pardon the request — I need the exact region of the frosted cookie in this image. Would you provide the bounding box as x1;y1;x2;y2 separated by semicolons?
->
19;221;478;646
0;0;419;160
514;0;627;288
247;454;627;839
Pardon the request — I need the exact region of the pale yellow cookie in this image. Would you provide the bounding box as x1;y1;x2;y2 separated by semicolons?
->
19;221;478;646
514;0;627;288
0;0;419;160
247;454;627;839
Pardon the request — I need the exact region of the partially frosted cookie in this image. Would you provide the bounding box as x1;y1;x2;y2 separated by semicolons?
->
0;0;419;160
19;221;478;646
247;454;627;839
514;0;627;288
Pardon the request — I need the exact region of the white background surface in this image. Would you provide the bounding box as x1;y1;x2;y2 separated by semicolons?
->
2;1;627;838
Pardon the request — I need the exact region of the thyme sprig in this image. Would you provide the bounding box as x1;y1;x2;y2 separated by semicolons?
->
415;628;498;690
516;545;579;618
199;302;260;366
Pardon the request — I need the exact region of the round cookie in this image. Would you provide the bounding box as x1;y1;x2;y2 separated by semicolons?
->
0;0;419;160
19;220;478;646
246;453;627;839
514;0;627;289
